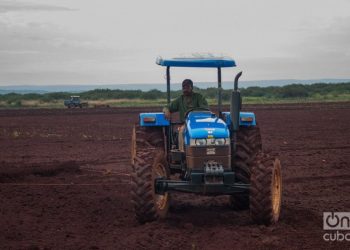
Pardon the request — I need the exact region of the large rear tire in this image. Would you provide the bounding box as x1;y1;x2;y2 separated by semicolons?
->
130;125;170;223
250;152;282;225
230;125;262;210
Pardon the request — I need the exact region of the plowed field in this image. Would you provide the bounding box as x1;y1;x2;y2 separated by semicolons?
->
1;103;350;249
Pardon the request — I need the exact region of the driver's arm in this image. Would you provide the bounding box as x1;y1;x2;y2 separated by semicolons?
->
163;96;180;120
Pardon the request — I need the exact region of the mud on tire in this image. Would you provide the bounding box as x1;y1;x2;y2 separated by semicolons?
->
230;125;262;210
130;124;170;223
250;152;282;225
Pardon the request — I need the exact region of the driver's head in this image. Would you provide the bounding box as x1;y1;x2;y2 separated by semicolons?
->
182;79;193;96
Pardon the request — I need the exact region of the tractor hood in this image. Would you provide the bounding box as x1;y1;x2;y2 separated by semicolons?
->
186;112;229;139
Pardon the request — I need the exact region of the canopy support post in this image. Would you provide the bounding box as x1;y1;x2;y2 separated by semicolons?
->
166;66;171;105
217;67;222;117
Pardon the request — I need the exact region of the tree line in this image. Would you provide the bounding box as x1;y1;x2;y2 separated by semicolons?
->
1;82;349;104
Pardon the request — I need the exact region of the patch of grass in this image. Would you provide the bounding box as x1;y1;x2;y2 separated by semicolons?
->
89;99;167;107
12;130;21;138
0;100;65;109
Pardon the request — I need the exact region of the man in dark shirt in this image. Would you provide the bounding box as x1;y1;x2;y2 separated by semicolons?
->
163;79;208;122
163;79;208;151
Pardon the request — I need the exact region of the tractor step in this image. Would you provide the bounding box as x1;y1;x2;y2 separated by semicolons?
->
170;149;185;162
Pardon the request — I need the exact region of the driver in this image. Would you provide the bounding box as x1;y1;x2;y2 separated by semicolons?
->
163;79;208;151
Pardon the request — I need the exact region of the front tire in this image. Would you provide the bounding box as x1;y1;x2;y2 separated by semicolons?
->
130;125;169;223
250;152;282;225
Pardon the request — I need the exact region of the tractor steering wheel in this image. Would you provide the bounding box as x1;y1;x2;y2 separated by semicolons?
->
184;107;212;119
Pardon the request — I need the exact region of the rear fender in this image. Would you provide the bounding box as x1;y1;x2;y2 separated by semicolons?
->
139;113;170;127
222;112;257;127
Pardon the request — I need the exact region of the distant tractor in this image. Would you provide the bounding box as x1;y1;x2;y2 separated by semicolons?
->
64;96;88;108
131;56;282;225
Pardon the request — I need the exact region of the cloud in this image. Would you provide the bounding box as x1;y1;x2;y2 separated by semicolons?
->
0;15;147;85
296;17;350;56
0;1;75;13
237;16;350;80
1;0;350;84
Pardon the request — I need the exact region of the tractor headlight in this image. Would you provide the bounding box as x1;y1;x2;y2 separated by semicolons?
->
214;138;226;145
195;139;207;146
190;138;229;146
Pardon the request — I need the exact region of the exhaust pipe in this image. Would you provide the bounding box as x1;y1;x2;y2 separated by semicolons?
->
230;71;242;132
234;71;242;91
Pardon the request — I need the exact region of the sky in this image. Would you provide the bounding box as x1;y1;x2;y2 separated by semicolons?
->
0;0;350;86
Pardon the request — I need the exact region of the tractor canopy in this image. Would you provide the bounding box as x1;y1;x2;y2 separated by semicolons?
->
156;54;237;114
156;56;236;68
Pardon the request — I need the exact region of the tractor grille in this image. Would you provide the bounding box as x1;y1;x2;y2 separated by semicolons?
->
185;146;231;170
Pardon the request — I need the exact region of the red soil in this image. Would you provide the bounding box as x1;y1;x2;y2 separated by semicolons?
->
0;103;349;249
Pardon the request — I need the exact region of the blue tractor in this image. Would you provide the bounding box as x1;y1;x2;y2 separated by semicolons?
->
64;96;88;108
131;56;282;225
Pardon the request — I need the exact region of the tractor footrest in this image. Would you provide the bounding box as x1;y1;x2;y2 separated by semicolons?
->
170;149;185;162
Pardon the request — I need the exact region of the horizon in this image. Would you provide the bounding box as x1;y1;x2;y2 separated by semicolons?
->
1;78;350;94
